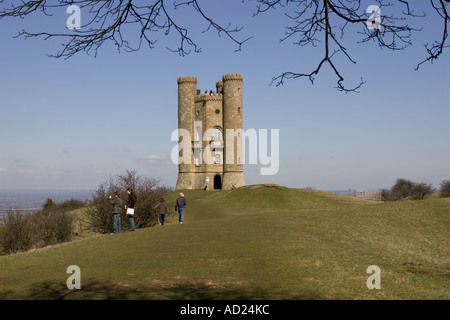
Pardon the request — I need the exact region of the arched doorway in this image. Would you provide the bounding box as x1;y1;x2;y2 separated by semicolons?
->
214;175;222;190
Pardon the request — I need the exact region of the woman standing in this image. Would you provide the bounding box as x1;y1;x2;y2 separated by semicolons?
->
125;188;137;231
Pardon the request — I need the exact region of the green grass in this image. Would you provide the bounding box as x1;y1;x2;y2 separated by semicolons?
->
0;185;449;299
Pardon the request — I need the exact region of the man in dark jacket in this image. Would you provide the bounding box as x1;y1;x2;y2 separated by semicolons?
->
109;191;122;234
175;192;187;224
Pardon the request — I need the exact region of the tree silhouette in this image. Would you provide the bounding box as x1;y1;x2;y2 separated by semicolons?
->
0;0;448;91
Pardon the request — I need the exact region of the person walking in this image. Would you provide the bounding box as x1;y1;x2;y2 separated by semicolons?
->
109;191;122;234
175;192;187;224
155;198;169;226
125;188;137;231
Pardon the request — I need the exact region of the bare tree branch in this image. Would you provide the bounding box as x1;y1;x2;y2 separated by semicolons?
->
0;0;251;58
175;0;253;52
415;0;449;70
0;0;448;91
255;0;424;91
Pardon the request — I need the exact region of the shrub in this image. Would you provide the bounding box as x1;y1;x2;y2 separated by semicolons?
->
0;200;80;255
381;189;395;201
57;198;87;210
382;178;434;201
391;178;415;200
411;182;434;200
86;182;116;234
86;170;172;233
32;207;75;246
43;198;54;209
0;210;34;254
440;180;450;198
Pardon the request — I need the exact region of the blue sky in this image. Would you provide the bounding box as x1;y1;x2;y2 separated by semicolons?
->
0;1;449;191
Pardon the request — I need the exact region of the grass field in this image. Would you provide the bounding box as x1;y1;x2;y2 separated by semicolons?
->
0;185;449;300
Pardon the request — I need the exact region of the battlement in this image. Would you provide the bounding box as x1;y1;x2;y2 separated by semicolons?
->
222;73;243;82
177;76;198;84
195;93;223;102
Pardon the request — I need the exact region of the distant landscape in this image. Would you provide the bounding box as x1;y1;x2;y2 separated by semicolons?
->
0;190;92;215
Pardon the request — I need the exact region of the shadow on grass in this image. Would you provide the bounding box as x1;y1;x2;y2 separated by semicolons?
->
0;279;322;300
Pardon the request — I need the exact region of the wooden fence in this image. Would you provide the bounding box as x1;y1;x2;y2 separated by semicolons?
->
354;189;382;201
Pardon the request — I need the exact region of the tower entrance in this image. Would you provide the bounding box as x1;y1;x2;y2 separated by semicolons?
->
214;175;222;190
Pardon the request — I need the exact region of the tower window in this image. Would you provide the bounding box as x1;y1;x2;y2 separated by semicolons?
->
194;149;201;166
195;126;202;141
215;109;220;114
238;107;241;114
214;154;221;164
213;128;223;141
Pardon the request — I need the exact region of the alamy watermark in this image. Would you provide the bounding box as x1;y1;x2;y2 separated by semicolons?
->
65;264;381;292
66;5;81;30
171;127;280;176
367;5;381;30
66;265;81;290
63;5;381;37
366;265;381;289
64;4;381;31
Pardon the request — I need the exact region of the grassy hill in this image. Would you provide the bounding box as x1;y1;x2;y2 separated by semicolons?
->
0;185;449;300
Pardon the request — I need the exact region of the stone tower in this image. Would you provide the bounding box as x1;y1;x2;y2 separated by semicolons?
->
175;73;245;190
176;76;197;190
222;73;245;190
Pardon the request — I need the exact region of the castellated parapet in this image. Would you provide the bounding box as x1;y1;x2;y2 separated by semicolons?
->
175;74;246;191
177;76;198;84
222;73;244;81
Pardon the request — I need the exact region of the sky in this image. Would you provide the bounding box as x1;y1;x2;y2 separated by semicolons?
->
0;0;449;191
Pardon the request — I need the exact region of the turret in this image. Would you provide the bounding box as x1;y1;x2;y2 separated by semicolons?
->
222;73;245;190
216;80;223;95
176;76;197;189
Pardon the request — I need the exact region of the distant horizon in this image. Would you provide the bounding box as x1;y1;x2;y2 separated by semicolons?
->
0;185;405;192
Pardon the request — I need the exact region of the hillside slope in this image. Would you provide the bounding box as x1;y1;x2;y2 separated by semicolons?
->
0;186;449;300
